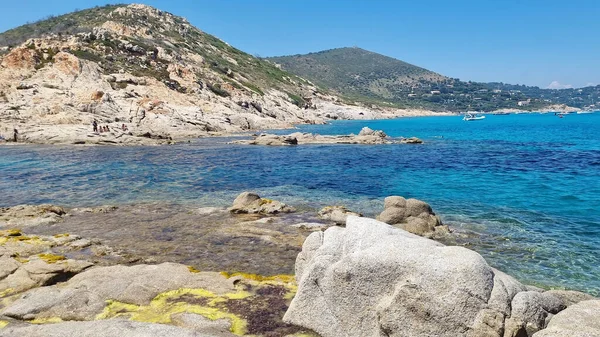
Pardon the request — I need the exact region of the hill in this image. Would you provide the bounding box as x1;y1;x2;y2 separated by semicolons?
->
0;4;342;144
269;48;596;112
269;47;447;104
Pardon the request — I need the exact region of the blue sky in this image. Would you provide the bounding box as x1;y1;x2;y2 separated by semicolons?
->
1;0;599;88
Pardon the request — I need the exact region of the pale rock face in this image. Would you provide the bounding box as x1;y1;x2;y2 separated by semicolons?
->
532;300;600;337
284;216;567;337
1;263;235;321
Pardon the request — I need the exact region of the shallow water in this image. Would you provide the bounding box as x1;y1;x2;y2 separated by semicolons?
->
1;112;599;294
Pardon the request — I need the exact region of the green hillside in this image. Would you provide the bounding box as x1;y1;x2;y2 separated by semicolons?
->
269;48;599;112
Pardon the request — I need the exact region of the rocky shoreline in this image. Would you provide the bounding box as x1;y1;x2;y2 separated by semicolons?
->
0;195;598;336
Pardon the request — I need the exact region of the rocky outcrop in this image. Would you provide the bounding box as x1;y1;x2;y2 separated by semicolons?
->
376;196;449;237
284;216;570;337
317;206;361;225
532;300;600;337
235;129;394;146
228;192;295;214
0;205;66;227
357;126;387;138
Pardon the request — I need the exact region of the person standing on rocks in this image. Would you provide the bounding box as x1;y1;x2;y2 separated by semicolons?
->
92;120;98;133
13;128;18;142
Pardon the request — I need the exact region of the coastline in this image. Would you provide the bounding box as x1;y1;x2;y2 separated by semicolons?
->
0;102;455;146
0;197;597;336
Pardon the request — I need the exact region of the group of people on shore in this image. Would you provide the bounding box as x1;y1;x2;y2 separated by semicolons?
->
92;120;128;134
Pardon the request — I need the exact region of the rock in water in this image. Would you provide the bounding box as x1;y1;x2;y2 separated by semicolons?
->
228;192;295;214
317;206;361;225
377;196;448;237
400;136;424;144
532;300;600;337
284;216;568;337
358;126;387;138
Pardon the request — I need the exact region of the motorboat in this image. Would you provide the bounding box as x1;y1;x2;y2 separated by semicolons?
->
463;113;486;121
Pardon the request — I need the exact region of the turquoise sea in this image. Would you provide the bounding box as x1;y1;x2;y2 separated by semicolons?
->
1;112;599;295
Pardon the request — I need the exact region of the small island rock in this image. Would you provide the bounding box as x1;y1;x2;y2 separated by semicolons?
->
377;196;448;237
229;192;295;214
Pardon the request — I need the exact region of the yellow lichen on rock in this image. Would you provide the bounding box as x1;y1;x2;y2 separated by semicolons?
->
259;198;274;205
220;272;298;299
0;320;8;329
30;317;63;324
0;288;15;298
53;233;70;238
38;253;66;264
0;230;44;245
96;287;250;335
187;266;200;273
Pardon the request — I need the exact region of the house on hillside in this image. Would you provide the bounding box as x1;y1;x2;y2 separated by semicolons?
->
518;99;531;106
431;90;441;95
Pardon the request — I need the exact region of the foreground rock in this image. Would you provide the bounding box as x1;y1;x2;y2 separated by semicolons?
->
0;319;214;337
0;228;138;298
532;300;600;337
317;206;361;225
0;263;313;336
377;196;449;237
229;192;295;214
284;216;576;337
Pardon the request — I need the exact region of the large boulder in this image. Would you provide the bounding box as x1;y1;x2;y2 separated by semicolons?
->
377;196;448;237
317;206;361;225
284;216;566;337
532;300;600;337
228;192;295;215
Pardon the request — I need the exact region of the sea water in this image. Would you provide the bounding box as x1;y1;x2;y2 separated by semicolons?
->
1;113;599;294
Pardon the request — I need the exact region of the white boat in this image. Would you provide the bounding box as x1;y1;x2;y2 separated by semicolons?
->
463;113;485;121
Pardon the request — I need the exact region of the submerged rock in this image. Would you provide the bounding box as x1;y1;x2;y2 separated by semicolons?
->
317;206;361;225
229;192;295;215
376;196;448;237
284;216;568;337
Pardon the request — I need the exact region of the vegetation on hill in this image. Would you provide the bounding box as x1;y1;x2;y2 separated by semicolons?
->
270;48;600;112
0;4;313;103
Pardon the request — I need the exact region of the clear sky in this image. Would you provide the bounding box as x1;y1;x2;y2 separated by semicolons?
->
1;0;599;88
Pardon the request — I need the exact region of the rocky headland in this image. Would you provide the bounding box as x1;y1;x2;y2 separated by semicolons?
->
0;194;598;336
0;4;447;146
